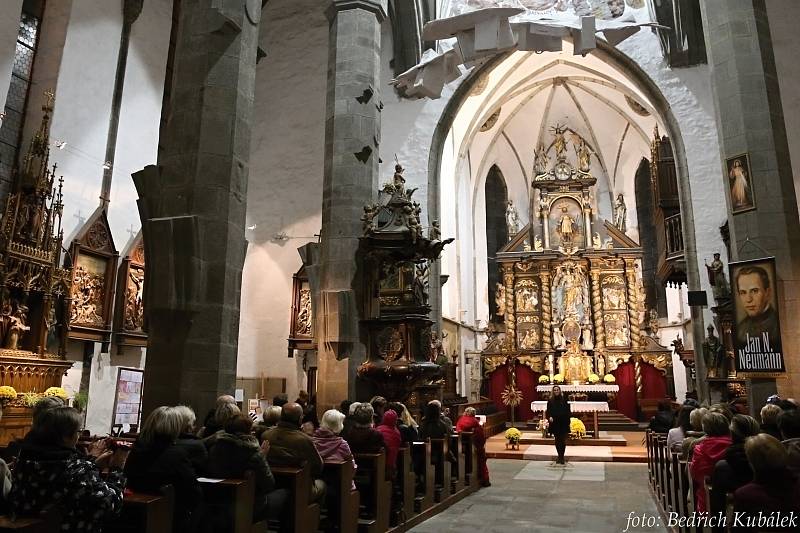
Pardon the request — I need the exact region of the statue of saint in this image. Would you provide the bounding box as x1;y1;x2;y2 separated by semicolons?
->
495;283;506;316
5;305;30;351
393;164;406;193
505;200;520;238
592;232;602;249
534;143;549;175
581;324;594;350
613;193;627;233
533;235;544;252
705;252;730;300
552;125;567;161
553;325;565;349
575;138;591;172
702;324;724;378
429;220;441;241
557;206;576;244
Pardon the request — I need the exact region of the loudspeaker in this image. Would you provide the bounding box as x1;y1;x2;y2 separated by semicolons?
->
687;290;708;307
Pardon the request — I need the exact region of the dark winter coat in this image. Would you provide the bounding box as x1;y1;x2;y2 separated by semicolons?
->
9;435;125;532
546;397;572;435
262;422;324;477
206;432;276;519
124;440;201;532
176;433;208;474
341;424;385;455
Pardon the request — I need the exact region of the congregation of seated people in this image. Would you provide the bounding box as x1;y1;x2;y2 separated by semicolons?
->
649;395;800;528
0;393;490;532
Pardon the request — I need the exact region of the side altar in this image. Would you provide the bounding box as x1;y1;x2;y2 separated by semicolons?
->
482;125;672;422
0;93;73;445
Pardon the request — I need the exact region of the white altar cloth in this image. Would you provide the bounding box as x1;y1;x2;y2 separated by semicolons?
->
530;401;609;413
536;384;619;393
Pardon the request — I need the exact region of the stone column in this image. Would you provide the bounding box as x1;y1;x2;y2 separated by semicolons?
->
133;0;261;417
317;0;386;407
700;1;800;402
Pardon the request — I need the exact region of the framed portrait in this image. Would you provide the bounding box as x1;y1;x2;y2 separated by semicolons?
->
726;153;756;214
729;257;785;373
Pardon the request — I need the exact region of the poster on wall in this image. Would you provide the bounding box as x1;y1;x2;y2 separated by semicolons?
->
726;153;756;214
729;257;785;373
112;368;144;428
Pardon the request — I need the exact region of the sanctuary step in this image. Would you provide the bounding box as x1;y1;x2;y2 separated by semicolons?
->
524;409;640;432
518;431;627;446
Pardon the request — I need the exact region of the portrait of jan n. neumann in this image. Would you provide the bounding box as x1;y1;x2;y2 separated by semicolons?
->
730;258;785;373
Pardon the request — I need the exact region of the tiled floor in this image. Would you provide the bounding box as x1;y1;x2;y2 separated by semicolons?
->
408;459;667;533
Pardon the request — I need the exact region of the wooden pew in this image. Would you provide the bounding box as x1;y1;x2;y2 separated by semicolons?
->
322;461;359;533
395;446;415;525
353;452;391;533
459;432;479;490
411;441;434;514
448;434;464;495
200;472;267;533
428;438;452;503
271;463;321;533
105;485;175;533
0;509;60;533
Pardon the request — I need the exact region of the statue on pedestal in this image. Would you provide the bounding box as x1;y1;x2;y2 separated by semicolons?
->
534;143;549;175
575;138;591;172
557;206;576;246
705;252;730;300
613;193;627;233
702;324;724;378
495;283;506;317
505;200;520;239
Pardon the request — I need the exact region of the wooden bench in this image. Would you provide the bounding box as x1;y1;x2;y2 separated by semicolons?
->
105;485;175;533
0;510;60;533
322;461;359;533
200;472;267;533
411;441;434;514
428;439;452;503
352;452;391;533
458;432;479;490
448;434;465;495
395;446;415;525
271;463;321;533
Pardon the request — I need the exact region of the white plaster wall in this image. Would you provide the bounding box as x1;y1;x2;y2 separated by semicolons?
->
766;1;800;218
0;0;23;112
237;0;330;399
616;30;727;332
84;348;146;434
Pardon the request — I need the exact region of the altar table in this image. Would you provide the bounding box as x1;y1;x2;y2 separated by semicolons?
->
531;400;609;439
535;384;619;393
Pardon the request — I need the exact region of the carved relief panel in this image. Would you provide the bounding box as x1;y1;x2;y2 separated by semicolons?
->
114;234;146;347
601;274;631;348
288;266;315;353
67;208;118;344
514;277;542;352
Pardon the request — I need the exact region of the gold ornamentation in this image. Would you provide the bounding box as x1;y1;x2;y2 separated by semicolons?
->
540;270;552;350
517;355;545;373
123;266;145;332
503;265;515;352
635;356;642;395
590;270;605;351
86;220;112;253
482;355;506;376
515;279;539;312
557;340;593;383
379;296;402;307
642;352;670;374
625;260;640;348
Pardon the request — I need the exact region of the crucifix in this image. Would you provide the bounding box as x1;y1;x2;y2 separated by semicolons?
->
73;209;85;226
127;224;138;239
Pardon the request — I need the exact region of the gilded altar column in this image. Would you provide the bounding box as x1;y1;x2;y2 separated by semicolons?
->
590;269;605;349
540;267;553;378
503;263;515;352
625;259;641;349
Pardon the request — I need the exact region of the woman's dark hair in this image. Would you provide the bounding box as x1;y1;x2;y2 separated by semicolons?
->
33;406;82;445
729;414;760;443
674;405;694;432
224;414;253;435
387;402;403;418
32;396;65;428
339;400;353;416
423;402;441;421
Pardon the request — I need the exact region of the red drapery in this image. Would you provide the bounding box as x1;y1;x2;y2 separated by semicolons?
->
641;361;667;399
612;362;637;420
487;363;540;422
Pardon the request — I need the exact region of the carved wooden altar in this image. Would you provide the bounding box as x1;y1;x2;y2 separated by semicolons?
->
113;230;146;348
287;266;315;354
66;207;118;345
0;92;73;441
482;124;672;421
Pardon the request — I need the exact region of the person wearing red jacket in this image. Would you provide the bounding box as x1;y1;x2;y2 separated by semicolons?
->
456;407;490;487
376;410;401;478
689;412;732;512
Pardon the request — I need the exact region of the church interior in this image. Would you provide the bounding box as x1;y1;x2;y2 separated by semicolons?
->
0;0;799;531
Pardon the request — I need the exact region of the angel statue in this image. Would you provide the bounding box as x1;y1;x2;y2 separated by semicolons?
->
533;143;549;175
505;200;520;238
574;137;592;172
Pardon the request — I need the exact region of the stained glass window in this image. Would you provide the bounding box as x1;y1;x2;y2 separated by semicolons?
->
0;10;41;194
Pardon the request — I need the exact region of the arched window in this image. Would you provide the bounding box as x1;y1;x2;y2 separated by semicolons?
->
485;165;508;320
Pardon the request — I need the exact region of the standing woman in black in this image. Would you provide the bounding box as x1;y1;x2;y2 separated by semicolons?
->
546;385;571;465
